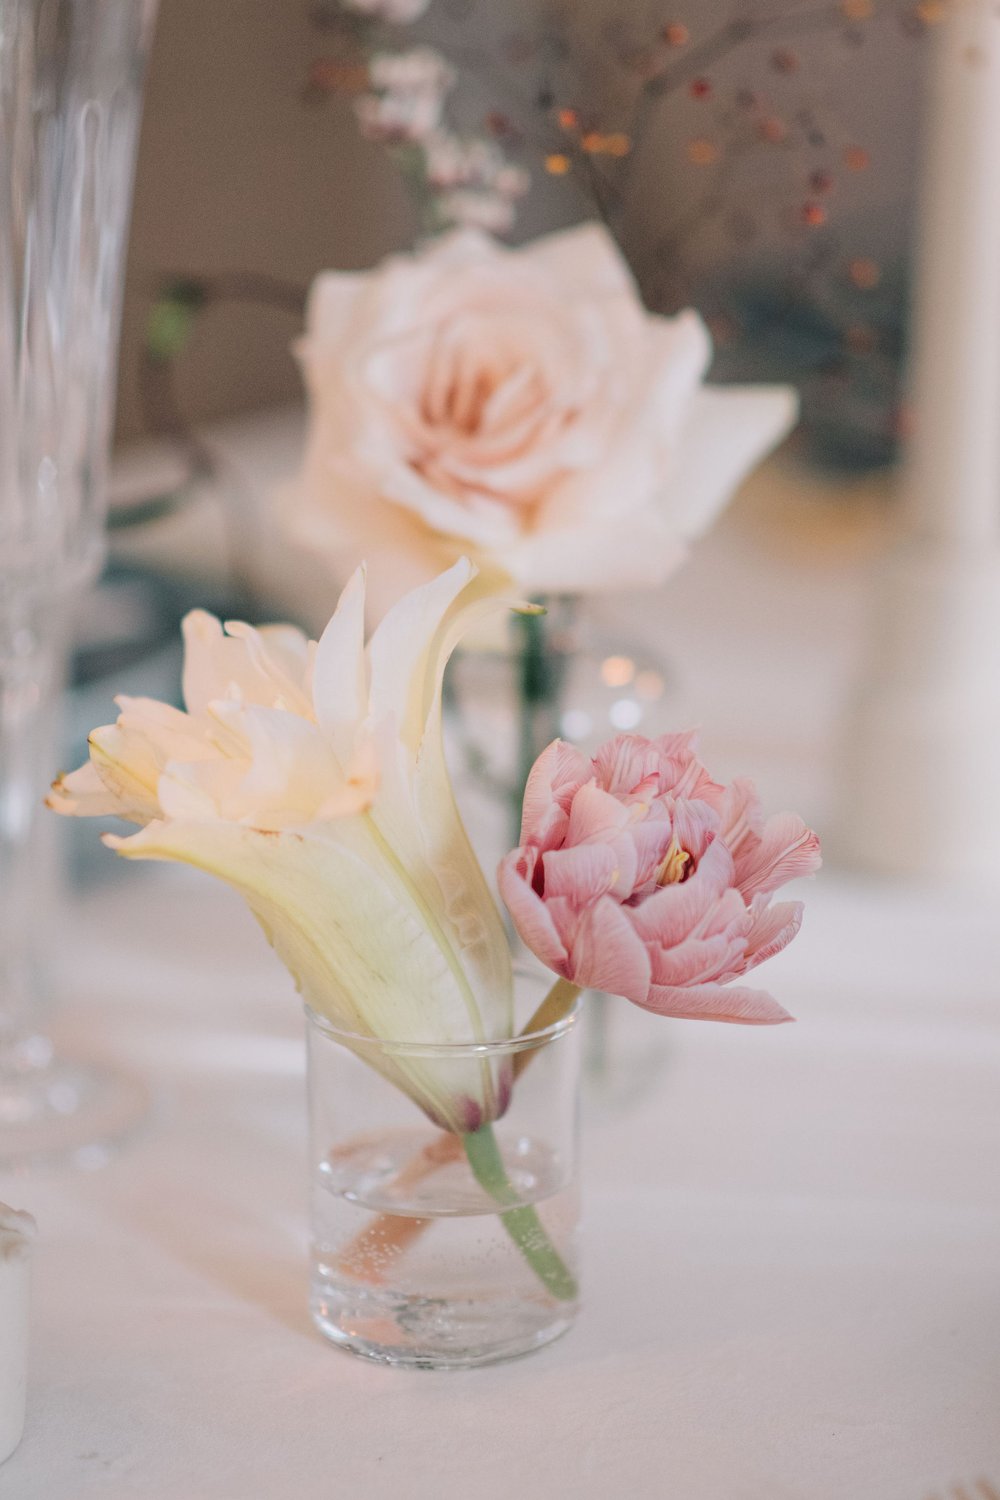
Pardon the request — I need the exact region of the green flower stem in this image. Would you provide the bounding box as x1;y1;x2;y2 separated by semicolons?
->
513;601;567;847
462;1123;578;1303
514;978;581;1081
337;980;584;1290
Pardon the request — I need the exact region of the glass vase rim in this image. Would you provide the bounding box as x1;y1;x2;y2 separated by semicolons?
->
304;991;580;1059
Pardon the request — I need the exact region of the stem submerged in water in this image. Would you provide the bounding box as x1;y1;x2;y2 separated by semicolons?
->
462;1122;578;1303
337;979;584;1288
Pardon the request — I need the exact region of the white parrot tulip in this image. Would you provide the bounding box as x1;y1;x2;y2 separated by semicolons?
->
49;560;515;1132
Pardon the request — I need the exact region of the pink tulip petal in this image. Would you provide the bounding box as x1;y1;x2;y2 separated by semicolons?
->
654;735;724;803
564;780;634;845
592;734;662;796
652;729;700;759
644;931;748;988
741;898;803;971
696;886;751;941
497;849;569;972
604;830;643;896
520;738;591;848
559;896;652;1001
628;816;679;893
719;776;762;853
670;796;721;861
629;838;737;946
735;813;822;900
541;842;620;904
638;983;793;1025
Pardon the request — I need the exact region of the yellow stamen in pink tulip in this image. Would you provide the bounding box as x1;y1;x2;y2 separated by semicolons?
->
656;838;693;886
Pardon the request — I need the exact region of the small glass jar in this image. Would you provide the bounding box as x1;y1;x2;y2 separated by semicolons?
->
307;980;581;1369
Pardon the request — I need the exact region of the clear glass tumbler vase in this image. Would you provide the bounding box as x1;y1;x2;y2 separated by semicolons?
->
307;983;581;1369
0;0;158;1166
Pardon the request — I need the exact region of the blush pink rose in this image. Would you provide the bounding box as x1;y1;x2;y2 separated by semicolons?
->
283;223;797;617
498;733;821;1024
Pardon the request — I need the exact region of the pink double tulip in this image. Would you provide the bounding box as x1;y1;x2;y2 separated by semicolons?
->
498;733;821;1024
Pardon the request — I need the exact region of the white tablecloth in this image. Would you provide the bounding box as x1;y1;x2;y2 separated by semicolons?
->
2;862;998;1500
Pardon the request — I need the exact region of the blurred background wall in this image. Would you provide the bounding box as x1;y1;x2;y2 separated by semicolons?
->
115;0;405;440
117;0;933;470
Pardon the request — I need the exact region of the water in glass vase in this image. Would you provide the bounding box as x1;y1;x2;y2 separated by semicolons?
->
310;1125;580;1369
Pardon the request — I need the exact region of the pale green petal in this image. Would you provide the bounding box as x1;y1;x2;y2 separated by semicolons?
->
412;734;513;1024
366;559;516;1041
368;557;475;756
106;818;503;1128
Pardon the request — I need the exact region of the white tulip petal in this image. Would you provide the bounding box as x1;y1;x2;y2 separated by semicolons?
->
235;706;354;822
312;565;369;755
365;560;515;1034
367;557;475;754
115;697;215;762
87;725;164;823
47;761;127;820
157;758;241;822
222;622;314;719
181;611;237;718
107;818;504;1128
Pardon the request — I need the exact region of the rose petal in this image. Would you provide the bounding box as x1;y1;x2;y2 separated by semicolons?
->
667;383;799;540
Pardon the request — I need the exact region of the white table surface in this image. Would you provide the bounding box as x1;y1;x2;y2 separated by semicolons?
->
3;425;999;1498
2;865;999;1500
